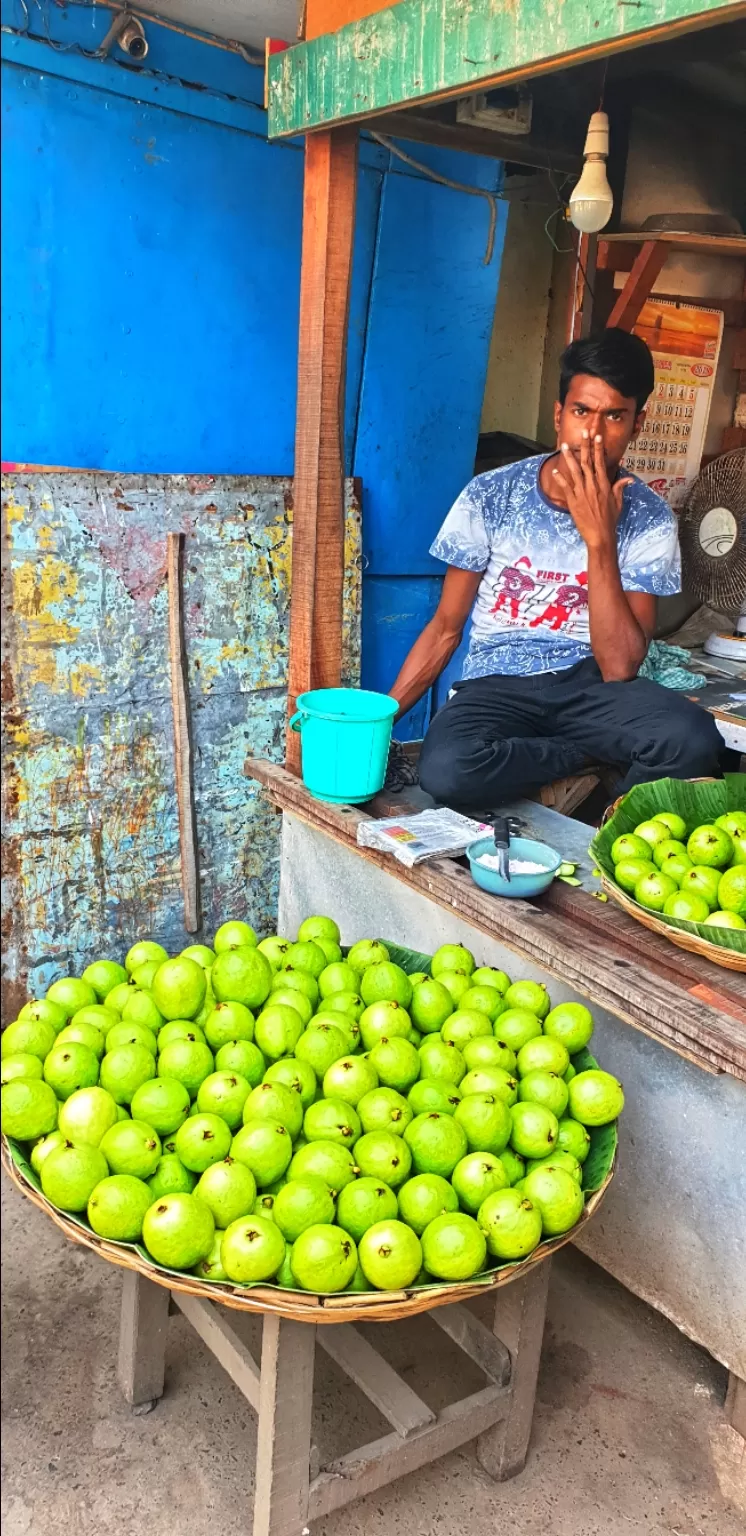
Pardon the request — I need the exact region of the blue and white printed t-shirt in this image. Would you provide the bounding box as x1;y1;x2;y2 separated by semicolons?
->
430;455;681;679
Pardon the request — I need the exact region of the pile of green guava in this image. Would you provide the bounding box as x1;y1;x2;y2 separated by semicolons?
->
1;919;622;1294
610;810;746;928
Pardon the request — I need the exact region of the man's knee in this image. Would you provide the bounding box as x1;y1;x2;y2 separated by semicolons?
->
419;735;483;808
657;701;722;774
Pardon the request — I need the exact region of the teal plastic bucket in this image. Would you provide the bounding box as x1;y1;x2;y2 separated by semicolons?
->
290;688;398;804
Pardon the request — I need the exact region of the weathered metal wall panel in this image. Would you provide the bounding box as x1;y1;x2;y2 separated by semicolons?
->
1;473;361;1017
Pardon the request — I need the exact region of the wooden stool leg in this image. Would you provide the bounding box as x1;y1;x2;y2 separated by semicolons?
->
118;1272;170;1411
477;1259;551;1481
253;1314;316;1536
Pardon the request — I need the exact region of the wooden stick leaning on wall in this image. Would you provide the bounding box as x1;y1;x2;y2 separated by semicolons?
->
167;531;201;933
287;127;359;773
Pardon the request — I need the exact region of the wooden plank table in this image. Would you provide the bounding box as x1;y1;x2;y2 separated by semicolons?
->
118;1264;550;1536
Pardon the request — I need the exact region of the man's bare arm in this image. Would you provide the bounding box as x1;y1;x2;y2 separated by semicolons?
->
552;434;654;681
389;567;482;719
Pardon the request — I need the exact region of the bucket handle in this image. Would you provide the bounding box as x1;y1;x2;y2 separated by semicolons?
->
288;711;303;733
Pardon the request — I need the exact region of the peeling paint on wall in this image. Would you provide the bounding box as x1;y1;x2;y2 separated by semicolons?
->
1;472;362;1016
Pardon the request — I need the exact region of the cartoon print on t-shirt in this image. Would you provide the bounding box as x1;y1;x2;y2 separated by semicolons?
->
530;572;588;631
490;556;535;619
490;557;588;634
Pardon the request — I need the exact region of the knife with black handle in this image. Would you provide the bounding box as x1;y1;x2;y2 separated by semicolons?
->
492;815;511;882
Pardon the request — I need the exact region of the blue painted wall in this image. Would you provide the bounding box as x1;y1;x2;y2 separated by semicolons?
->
1;0;506;740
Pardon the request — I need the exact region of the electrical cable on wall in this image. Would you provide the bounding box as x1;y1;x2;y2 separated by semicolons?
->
368;131;499;265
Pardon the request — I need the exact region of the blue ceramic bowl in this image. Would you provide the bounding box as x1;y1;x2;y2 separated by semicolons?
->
466;835;563;899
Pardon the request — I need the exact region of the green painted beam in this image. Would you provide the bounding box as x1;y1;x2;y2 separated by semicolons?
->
267;0;743;138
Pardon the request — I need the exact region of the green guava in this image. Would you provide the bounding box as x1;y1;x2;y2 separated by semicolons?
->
152;957;207;1021
322;1055;378;1107
358;1086;412;1136
192;1231;227;1282
567;1069;624;1125
459;1067;517;1106
195;1158;257;1226
290;1223;357;1292
442;1010;493;1049
454;1093;512;1155
147;1154;197;1198
298;915;341;945
295;1022;349;1078
368;1037;420;1093
130;1078;190;1135
396;1172;458;1235
100;1044;156;1105
477;1188;542;1259
471;967;511;994
125;940;169;974
543;1003;594;1054
403;1112;467;1177
2;1079;58;1141
518;1070;569;1119
46;978;97;1019
409;979;454;1035
503;981;550;1019
121;992;164;1035
100;1119;162;1178
230;1119;293;1187
107;1022;158;1058
359;963;413;1009
265;1057;317;1109
175;1113;233;1173
58;1086;117;1147
463;1037;517;1074
451;1152;508;1213
211;948;271;1011
516;1037;570;1077
493;1009;543;1052
1;1016;56;1062
244;1082;304;1139
196;1070;251;1130
420;1212;486;1280
431;944;476;979
41;1143;108;1212
354;1130;412;1188
358;1220;422;1290
418;1038;466;1086
359;1001;412;1051
1;1053;44;1086
523;1164;584;1235
257;937;291;972
254;1005;305;1062
56;1022;106;1061
556;1117;591;1163
407;1078;461;1117
18;998;67;1034
88;1174;152;1241
284;940;327;979
288;1139;357;1194
335;1176;397;1243
214;921;257;952
215;1040;266;1086
81;960;128;1000
272;1176;335;1242
509;1101;559;1159
304;1096;360;1146
157;1040;214;1100
347;939;389;971
142;1193;215;1269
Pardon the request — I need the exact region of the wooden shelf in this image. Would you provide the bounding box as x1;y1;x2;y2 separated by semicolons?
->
602;231;746;259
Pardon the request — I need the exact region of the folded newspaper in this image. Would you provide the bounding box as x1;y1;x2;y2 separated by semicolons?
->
357;809;490;867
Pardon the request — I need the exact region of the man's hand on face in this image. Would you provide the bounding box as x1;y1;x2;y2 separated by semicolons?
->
551;431;633;554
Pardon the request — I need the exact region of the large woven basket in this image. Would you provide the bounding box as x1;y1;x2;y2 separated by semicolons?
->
2;1136;615;1325
590;776;746;973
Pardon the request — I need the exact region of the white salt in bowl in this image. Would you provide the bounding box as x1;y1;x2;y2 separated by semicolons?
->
466;835;562;899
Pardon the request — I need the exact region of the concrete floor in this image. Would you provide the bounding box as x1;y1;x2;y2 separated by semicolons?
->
2;1176;744;1536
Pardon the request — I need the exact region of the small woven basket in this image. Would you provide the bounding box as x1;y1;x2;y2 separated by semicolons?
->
2;1138;614;1325
596;786;746;973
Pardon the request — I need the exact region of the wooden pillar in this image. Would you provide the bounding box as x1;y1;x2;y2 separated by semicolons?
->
606;239;668;331
286;127;358;773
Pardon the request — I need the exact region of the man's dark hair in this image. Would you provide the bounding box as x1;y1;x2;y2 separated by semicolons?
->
559;328;655;412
